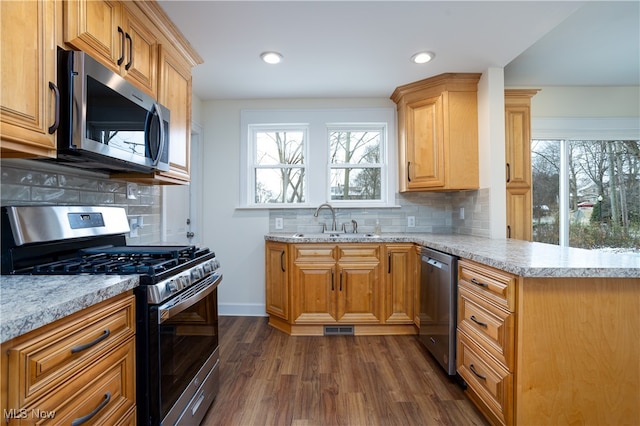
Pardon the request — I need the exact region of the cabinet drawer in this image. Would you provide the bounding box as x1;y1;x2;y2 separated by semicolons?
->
12;338;136;426
337;244;380;263
7;295;135;407
458;286;515;370
458;260;516;311
293;245;336;263
457;331;513;426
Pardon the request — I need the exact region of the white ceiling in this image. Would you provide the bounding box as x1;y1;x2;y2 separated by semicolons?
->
157;1;640;101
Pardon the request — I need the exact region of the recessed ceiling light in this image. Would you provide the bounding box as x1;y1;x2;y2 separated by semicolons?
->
411;51;435;64
260;51;283;65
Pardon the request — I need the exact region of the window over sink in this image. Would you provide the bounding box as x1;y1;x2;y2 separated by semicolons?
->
240;108;396;208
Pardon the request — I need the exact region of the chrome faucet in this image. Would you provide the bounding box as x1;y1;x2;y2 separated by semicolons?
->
314;203;337;232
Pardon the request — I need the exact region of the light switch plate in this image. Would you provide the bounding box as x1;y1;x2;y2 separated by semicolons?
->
275;217;284;230
407;216;415;227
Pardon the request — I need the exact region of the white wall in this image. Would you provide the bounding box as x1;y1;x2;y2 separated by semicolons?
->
477;68;506;239
529;86;640;140
200;98;395;316
531;86;640;118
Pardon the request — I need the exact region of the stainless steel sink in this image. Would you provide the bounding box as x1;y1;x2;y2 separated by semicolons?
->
291;233;380;239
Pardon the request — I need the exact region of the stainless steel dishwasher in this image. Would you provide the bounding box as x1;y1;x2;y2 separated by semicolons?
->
419;247;458;375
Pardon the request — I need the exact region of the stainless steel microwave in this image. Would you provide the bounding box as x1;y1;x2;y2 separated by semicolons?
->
56;49;170;173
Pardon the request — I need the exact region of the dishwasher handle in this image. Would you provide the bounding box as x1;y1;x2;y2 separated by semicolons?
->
422;256;444;269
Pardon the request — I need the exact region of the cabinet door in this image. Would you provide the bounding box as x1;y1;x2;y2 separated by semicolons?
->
385;244;415;324
506;188;532;240
64;0;122;71
265;242;289;321
505;105;532;187
121;5;158;97
405;95;445;189
157;44;192;182
292;262;336;323
336;263;381;323
505;89;537;241
0;0;57;157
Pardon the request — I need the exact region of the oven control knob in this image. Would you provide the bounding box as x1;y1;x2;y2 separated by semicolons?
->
166;280;178;293
191;267;202;281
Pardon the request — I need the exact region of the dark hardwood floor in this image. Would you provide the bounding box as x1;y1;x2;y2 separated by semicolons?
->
202;316;488;426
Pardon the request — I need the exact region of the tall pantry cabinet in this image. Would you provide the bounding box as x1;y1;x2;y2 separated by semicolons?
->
504;89;538;241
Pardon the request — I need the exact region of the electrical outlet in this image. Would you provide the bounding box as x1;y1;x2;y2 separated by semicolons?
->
459;207;465;220
275;217;284;230
407;216;415;228
129;218;139;238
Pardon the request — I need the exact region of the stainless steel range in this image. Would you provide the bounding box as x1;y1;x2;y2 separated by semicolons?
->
1;205;222;426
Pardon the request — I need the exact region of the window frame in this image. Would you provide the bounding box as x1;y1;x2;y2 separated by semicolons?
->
326;123;387;204
249;124;309;205
531;117;640;249
239;108;397;209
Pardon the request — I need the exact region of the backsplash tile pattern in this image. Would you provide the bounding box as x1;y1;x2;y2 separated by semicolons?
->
268;188;491;238
0;160;161;244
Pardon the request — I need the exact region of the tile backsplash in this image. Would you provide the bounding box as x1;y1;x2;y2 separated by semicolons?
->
1;159;162;244
268;189;491;238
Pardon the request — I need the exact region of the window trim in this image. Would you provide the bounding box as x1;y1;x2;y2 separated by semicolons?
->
239;108;397;209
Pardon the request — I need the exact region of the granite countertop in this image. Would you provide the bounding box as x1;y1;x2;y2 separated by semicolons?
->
0;275;139;344
265;232;640;278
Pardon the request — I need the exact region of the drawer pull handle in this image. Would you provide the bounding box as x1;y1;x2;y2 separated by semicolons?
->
71;329;110;354
470;315;488;327
470;278;488;288
71;391;111;426
469;364;486;381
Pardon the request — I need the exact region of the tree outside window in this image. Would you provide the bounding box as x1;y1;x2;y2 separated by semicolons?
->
532;139;640;252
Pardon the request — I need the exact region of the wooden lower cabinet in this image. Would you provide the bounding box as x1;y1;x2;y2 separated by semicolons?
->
265;241;289;321
457;259;640;425
265;241;417;336
384;243;415;324
1;292;136;425
292;244;382;324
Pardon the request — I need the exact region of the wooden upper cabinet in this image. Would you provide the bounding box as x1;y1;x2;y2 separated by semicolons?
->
156;43;192;182
391;73;481;192
64;0;158;98
0;0;58;158
505;89;538;241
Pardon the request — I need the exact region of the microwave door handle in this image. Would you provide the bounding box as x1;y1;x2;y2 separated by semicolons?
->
147;104;165;166
151;103;166;167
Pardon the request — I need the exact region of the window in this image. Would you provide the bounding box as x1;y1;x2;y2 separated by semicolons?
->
328;126;383;201
240;108;396;208
532;139;640;252
251;126;307;204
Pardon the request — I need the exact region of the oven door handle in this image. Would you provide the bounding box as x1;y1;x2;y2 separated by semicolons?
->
159;274;222;324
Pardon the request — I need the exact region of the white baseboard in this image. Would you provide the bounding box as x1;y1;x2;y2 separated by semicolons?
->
219;303;267;317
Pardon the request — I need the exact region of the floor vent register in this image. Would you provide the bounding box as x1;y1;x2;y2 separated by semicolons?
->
324;325;354;336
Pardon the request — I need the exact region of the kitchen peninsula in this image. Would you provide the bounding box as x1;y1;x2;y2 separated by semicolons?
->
265;232;639;425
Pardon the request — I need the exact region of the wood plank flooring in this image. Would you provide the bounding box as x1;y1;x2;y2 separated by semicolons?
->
201;316;488;426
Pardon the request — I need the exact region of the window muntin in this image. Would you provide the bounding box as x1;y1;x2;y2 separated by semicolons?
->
328;127;384;201
251;126;307;204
